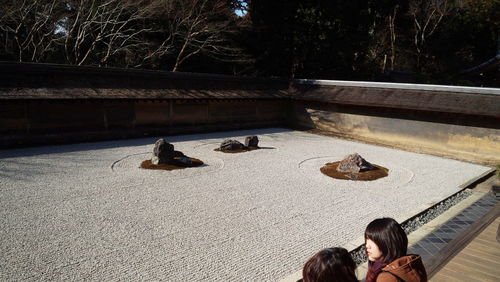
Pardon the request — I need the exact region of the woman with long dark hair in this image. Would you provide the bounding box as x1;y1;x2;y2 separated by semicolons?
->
365;218;427;282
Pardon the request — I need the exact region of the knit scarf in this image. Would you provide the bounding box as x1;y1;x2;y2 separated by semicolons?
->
366;260;387;282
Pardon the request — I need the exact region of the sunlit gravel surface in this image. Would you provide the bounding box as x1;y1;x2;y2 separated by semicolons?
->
0;128;491;281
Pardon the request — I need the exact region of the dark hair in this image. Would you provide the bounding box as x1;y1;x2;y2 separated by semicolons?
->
364;217;408;264
302;247;357;282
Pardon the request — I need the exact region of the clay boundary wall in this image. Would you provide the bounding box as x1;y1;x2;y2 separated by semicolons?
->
290;79;500;165
0;62;290;147
1;62;499;164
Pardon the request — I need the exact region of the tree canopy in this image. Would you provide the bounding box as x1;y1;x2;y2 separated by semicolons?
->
0;0;498;86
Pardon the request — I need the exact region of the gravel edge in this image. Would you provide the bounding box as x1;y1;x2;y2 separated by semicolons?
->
350;189;473;265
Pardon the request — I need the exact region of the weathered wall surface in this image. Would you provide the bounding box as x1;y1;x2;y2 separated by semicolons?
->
290;80;500;165
0;62;289;147
1;63;498;165
0;99;288;147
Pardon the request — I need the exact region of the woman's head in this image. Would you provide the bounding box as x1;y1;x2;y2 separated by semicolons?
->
364;217;408;264
302;247;357;282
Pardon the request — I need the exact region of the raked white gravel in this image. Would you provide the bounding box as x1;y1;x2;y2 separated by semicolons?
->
0;128;491;281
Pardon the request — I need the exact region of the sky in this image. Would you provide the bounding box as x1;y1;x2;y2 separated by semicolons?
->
234;1;248;17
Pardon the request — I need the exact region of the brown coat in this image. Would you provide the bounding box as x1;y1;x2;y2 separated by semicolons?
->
376;255;428;282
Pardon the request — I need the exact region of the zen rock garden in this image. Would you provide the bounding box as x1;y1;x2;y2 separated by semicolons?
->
215;135;260;153
141;138;203;170
320;153;388;181
139;138;387;181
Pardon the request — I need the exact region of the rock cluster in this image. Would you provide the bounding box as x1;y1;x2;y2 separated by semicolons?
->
151;138;187;165
336;153;375;173
144;138;203;170
219;136;259;151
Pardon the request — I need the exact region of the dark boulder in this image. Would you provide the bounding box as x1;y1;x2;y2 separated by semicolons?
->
173;150;186;158
220;139;246;151
152;138;174;165
244;136;259;148
178;157;192;165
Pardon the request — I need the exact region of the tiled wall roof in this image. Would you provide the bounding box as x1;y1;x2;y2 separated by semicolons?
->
0;62;289;100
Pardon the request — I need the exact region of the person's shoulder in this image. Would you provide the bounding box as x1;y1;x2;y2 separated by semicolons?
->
382;254;423;271
380;255;428;282
376;271;400;282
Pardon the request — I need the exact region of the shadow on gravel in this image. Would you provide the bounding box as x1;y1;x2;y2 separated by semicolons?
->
0;128;290;159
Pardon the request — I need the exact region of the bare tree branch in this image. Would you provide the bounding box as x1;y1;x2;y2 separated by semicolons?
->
59;0;150;66
410;0;451;68
0;0;61;62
